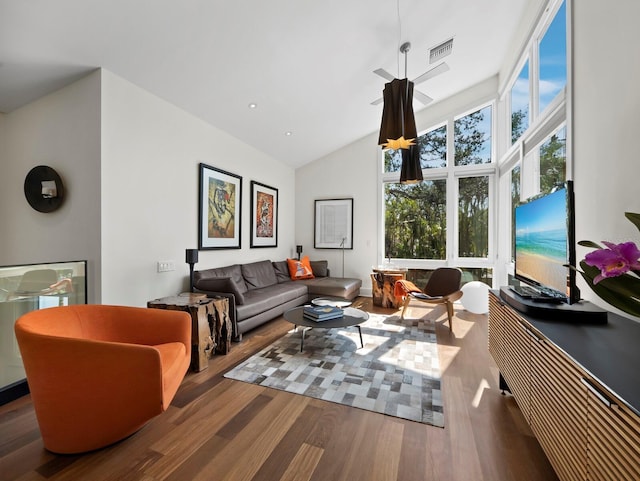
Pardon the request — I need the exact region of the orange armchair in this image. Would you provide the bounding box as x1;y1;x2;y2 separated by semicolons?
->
14;305;191;454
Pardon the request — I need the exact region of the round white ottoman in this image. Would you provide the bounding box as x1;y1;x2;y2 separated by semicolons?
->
460;281;490;314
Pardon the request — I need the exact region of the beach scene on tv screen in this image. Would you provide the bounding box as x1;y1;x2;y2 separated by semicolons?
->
515;188;568;294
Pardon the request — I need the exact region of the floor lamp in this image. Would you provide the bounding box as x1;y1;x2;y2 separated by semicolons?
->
340;237;346;278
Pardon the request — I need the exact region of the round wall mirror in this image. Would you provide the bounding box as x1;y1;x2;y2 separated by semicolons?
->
24;165;65;213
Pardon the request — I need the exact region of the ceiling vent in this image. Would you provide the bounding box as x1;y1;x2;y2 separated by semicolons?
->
429;38;454;63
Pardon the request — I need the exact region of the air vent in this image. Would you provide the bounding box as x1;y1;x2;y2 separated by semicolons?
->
429;38;454;63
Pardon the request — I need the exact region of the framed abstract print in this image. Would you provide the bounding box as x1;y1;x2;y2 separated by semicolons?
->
314;198;353;249
198;163;242;249
250;181;278;248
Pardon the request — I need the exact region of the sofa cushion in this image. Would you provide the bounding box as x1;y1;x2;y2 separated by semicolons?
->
310;260;328;277
287;256;314;280
241;260;278;290
194;277;245;305
236;282;308;320
300;276;362;300
194;264;248;294
272;261;291;283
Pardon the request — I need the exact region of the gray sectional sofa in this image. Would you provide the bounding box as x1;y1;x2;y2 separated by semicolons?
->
193;259;362;340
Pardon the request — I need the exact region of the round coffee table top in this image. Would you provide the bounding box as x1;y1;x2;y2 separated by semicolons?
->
284;306;368;330
310;297;352;308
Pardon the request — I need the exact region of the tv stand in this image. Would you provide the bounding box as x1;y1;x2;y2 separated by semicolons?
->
499;286;607;324
488;291;640;481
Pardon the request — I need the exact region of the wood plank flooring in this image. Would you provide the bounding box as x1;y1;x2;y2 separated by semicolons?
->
0;298;559;481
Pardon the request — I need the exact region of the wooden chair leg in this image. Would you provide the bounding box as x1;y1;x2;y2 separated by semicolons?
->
446;301;454;331
400;296;411;319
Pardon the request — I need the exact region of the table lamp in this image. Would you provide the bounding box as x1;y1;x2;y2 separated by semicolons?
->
296;245;303;260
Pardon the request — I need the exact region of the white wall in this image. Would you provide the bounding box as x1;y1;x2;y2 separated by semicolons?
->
295;77;498;295
572;1;640;310
1;69;295;307
101;70;296;306
0;113;5;246
0;72;102;302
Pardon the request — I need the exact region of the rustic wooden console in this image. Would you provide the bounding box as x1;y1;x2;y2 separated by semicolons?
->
489;289;640;481
371;268;407;308
148;294;231;372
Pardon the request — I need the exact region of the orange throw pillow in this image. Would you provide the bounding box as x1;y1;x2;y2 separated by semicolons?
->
287;256;315;280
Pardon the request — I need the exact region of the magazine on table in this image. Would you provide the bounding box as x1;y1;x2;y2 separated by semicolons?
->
303;305;344;320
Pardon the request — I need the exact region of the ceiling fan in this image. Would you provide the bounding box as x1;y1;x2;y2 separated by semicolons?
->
371;42;449;106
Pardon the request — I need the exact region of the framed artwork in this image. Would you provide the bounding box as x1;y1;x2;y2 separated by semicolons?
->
250;181;278;248
198;163;242;249
314;198;353;249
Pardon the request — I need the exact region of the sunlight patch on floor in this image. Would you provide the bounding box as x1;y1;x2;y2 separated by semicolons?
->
450;313;475;338
436;344;461;373
472;378;491;408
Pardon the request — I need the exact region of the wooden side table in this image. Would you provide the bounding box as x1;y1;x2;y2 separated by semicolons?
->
178;293;231;354
371;268;407;308
147;294;230;372
209;296;231;355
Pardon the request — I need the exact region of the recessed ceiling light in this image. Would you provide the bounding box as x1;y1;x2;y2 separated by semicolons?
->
248;102;257;109
285;131;292;136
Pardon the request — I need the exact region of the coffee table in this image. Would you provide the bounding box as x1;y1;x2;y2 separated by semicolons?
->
283;306;369;352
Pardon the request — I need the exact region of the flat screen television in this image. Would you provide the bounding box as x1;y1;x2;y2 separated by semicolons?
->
514;181;579;304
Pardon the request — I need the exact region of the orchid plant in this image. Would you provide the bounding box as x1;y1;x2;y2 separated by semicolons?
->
573;212;640;317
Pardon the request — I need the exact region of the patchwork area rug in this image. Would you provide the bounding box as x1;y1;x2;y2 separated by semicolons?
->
224;313;444;427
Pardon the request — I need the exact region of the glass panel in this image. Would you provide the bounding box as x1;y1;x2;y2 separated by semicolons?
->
384;179;447;259
404;268;492;289
511;60;529;144
384;124;447;173
0;260;87;395
384;148;402;173
539;1;567;114
417;125;447;169
458;176;489;257
539;126;566;194
511;165;521;262
455;106;492;165
460;268;492;286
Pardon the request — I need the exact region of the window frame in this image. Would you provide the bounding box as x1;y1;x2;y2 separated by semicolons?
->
379;100;497;274
496;0;571;288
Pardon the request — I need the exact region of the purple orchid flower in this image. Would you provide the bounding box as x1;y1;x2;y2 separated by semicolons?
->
584;241;640;284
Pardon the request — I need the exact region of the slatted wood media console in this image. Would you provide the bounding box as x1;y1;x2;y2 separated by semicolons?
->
488;291;640;481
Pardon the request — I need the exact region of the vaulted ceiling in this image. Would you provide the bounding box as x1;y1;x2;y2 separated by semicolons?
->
0;0;534;168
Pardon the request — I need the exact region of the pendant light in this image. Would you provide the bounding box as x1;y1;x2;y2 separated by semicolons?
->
378;42;417;150
399;144;423;184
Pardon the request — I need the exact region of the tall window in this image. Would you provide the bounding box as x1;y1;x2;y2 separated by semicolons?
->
455;106;492;165
539;1;567;114
419;125;447;168
511;60;529;144
384;180;447;259
510;165;521;262
539;126;566;194
459;176;489;257
498;0;569;289
383;124;447;172
383;103;494;274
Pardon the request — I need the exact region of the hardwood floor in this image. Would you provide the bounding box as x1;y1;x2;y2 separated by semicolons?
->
0;298;559;481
